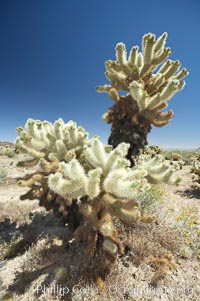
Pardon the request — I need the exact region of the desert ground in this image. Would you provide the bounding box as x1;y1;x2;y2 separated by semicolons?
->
0;145;199;301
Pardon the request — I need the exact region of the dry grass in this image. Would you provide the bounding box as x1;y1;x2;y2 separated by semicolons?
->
1;219;186;300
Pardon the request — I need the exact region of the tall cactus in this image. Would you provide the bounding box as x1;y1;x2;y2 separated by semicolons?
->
96;32;189;163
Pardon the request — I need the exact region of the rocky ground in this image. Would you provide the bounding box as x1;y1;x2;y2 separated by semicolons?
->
0;151;199;301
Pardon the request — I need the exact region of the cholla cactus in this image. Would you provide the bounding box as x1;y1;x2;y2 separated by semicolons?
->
133;144;161;165
16;118;89;163
191;150;200;189
16;118;181;261
96;32;189;162
171;153;182;161
135;153;181;185
169;153;185;170
48;136;181;260
170;159;185;170
143;144;161;156
139;144;161;158
16;118;89;216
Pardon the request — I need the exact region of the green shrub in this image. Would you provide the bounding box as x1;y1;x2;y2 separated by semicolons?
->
0;146;16;158
136;185;165;214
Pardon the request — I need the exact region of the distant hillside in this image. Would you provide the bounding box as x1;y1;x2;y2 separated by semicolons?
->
0;141;15;148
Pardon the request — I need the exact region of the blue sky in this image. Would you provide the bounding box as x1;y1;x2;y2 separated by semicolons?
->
0;0;199;149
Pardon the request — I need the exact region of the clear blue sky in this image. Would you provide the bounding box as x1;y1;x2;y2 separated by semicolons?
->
0;0;199;149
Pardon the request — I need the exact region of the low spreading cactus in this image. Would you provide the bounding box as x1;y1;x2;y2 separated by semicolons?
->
16;118;181;261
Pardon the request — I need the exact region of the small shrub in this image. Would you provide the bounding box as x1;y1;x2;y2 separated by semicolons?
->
0;146;16;158
175;206;199;251
5;149;16;158
54;267;68;281
158;204;199;257
0;167;8;181
0;146;4;156
136;185;165;214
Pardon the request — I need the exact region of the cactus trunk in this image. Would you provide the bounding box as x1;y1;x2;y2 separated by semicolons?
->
108;116;151;164
104;96;151;164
